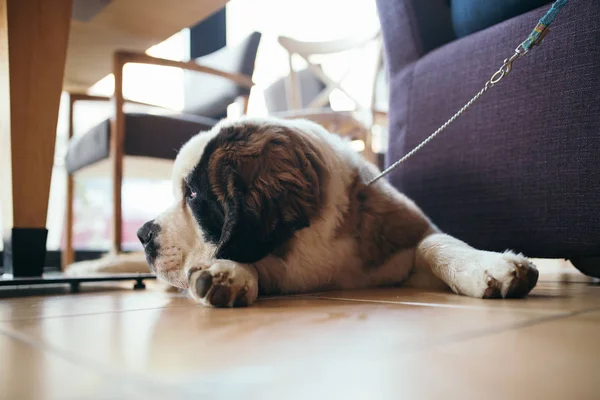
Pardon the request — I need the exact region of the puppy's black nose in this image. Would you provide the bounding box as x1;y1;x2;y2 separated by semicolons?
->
137;220;159;246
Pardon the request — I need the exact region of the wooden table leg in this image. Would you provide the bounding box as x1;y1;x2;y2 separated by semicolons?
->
0;0;73;277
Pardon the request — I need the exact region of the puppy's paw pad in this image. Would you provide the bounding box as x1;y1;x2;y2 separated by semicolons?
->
484;253;539;299
194;270;213;298
187;261;257;308
482;274;502;299
207;285;232;307
504;259;539;298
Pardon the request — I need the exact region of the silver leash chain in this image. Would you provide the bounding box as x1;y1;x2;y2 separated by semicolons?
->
367;46;527;186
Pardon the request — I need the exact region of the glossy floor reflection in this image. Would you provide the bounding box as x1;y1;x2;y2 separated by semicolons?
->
0;259;598;400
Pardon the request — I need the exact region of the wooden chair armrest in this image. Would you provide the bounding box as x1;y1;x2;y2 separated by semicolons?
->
67;92;178;111
68;93;111;103
115;50;254;89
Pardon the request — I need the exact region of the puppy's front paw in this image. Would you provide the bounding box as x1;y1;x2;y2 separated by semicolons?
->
482;252;539;299
187;260;258;308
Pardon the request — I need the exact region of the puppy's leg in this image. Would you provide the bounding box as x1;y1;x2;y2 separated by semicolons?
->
414;233;538;298
186;261;259;307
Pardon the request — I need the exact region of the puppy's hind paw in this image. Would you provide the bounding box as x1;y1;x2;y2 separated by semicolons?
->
482;252;539;299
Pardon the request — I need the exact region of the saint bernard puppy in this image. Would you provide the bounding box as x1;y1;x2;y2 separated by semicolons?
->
137;117;538;307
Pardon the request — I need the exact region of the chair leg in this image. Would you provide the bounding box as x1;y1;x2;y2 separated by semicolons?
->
62;172;75;270
227;95;250;119
111;157;123;255
62;95;76;270
110;52;126;255
239;95;249;115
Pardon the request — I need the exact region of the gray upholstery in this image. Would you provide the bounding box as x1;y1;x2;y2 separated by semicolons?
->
65;113;215;174
183;32;261;119
264;68;327;113
377;0;600;258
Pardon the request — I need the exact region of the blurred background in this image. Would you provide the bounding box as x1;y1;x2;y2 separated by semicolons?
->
0;0;386;256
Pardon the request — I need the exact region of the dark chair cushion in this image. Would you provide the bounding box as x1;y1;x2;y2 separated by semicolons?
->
183;32;261;120
65;113;216;174
450;0;553;37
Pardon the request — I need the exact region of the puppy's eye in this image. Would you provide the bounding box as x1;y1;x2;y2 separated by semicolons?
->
183;183;197;201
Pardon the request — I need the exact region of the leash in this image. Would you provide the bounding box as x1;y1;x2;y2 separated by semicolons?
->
367;0;570;186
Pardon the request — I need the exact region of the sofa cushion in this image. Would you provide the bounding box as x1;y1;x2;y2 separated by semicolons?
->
65;113;216;174
450;0;553;37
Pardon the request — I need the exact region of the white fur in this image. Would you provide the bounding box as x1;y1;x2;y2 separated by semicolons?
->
146;117;538;307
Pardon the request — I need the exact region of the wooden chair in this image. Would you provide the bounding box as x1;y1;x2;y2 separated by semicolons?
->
62;32;261;268
271;30;386;164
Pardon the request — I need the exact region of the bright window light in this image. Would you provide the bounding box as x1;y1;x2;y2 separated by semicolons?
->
226;0;381;115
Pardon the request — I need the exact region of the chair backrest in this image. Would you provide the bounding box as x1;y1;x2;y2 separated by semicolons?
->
264;68;326;113
183;31;261;119
277;30;383;112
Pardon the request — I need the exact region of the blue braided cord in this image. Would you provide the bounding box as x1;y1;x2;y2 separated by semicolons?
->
540;0;569;25
521;0;569;51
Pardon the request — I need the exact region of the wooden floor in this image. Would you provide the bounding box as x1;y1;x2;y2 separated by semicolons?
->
0;260;598;400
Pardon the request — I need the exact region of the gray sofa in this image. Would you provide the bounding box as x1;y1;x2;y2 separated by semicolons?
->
376;0;600;275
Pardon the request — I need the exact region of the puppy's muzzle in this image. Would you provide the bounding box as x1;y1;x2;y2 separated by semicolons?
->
137;220;160;267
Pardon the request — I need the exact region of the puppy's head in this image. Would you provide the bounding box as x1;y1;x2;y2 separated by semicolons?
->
137;118;329;288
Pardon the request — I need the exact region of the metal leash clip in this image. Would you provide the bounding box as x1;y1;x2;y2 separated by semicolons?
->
487;50;523;89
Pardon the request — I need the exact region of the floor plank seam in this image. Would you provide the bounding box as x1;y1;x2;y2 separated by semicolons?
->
313;296;560;314
0;303;197;323
310;297;600;353
538;280;600;285
404;306;600;354
0;326;192;398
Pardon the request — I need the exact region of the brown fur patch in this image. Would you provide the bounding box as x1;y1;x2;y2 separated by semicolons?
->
336;169;431;269
209;122;328;221
204;121;329;262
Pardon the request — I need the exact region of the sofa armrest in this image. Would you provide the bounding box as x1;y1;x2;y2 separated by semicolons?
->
376;0;455;74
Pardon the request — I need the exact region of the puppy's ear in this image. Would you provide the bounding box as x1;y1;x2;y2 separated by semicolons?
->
210;125;327;263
